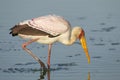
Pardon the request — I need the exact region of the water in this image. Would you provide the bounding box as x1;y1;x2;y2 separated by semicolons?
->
0;0;120;80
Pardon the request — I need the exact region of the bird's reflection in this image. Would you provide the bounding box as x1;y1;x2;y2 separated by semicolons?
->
38;69;50;80
38;68;90;80
7;61;90;80
88;72;90;80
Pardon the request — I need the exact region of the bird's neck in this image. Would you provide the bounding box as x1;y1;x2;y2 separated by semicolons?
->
63;27;80;45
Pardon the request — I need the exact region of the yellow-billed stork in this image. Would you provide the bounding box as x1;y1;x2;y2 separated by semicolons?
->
10;15;90;69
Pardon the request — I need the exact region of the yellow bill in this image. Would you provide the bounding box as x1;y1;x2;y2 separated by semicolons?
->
79;30;90;64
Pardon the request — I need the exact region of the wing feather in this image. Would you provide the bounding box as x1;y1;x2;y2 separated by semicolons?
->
19;15;70;36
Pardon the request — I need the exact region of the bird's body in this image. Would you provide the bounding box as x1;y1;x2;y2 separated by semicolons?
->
11;15;70;44
10;15;90;69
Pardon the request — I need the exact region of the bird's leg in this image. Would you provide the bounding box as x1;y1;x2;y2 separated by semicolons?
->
47;44;52;69
22;38;46;69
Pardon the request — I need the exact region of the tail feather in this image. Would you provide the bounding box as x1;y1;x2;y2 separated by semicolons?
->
9;25;19;36
9;31;18;36
10;25;25;36
9;24;28;36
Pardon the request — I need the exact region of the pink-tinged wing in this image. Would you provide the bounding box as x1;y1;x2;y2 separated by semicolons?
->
26;15;70;36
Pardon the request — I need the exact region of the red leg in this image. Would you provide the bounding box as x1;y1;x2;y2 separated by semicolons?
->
47;44;52;69
22;38;46;69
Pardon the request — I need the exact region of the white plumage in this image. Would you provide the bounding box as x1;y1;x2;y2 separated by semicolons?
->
19;15;69;36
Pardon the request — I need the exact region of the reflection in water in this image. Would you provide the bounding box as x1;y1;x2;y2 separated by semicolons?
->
88;72;90;80
38;69;90;80
38;69;47;80
1;61;91;80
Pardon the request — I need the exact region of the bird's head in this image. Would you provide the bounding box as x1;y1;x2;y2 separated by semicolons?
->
73;27;90;64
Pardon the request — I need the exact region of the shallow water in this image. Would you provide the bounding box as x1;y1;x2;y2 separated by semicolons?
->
0;0;120;80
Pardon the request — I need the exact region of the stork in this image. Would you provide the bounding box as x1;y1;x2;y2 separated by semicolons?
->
10;15;90;69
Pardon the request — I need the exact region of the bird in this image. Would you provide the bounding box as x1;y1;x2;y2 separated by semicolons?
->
10;15;90;69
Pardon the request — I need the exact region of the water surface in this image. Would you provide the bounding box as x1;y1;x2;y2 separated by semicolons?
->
0;0;120;80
